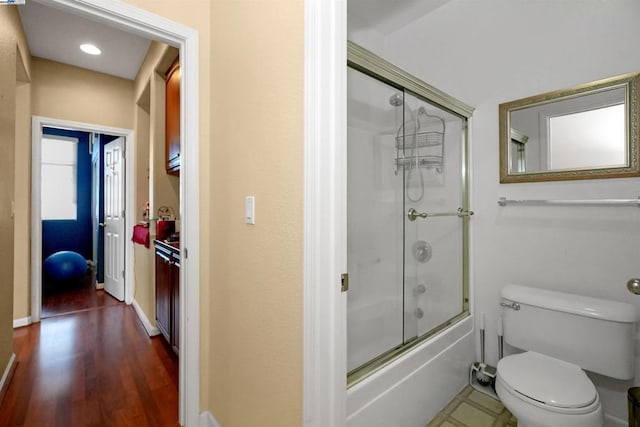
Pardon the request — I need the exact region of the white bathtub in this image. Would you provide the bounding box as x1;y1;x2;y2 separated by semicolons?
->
347;315;473;427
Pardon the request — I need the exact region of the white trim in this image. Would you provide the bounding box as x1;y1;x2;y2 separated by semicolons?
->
95;282;104;290
199;411;221;427
303;0;347;426
31;117;135;321
132;299;161;337
0;353;16;394
12;317;31;328
28;2;200;426
178;22;201;427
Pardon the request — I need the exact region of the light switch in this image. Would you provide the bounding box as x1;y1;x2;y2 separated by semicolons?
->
245;196;255;224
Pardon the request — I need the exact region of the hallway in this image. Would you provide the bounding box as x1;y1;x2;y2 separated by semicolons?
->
0;305;178;427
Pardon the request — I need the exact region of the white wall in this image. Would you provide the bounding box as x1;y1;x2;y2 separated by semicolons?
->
375;0;640;423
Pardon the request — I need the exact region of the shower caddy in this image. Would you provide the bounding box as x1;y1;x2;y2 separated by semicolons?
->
395;107;446;173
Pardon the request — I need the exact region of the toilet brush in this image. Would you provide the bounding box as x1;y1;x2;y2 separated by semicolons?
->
473;313;496;386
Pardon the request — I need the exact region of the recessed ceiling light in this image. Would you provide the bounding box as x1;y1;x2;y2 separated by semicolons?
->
80;43;101;55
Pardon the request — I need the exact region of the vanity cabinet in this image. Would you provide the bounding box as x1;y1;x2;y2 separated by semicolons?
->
155;240;180;355
165;58;180;175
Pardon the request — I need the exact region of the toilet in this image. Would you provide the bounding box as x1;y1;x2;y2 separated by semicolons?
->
495;284;636;427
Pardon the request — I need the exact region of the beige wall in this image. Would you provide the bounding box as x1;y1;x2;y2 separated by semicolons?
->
31;58;134;129
13;78;30;321
13;18;31;322
124;1;304;424
0;6;31;371
131;41;180;328
0;38;16;373
122;0;213;411
209;1;304;425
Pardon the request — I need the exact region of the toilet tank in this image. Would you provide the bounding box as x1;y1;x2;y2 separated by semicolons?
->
501;284;637;380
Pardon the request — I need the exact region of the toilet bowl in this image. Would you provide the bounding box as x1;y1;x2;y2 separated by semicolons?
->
496;351;602;427
495;285;636;427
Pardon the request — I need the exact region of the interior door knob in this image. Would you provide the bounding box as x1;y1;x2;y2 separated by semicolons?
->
99;223;106;228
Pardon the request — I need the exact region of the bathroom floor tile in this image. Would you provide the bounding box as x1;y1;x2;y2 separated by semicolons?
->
442;397;463;415
450;402;496;427
468;390;504;414
425;386;515;427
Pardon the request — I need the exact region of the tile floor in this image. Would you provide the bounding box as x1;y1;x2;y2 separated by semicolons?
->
426;386;517;427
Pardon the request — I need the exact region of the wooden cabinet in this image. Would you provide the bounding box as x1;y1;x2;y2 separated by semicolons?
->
155;240;180;354
165;59;180;175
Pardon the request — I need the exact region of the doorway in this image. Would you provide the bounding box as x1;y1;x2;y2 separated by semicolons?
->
32;117;135;321
39;126;125;318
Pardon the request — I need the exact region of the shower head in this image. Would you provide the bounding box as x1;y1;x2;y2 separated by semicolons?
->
389;94;403;107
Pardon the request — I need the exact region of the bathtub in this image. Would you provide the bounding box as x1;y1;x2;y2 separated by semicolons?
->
347;315;473;427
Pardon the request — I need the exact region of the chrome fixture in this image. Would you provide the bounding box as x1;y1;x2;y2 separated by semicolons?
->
413;284;427;296
412;241;432;263
498;196;640;207
414;307;424;319
408;207;474;221
389;93;403;107
500;301;521;311
627;278;640;295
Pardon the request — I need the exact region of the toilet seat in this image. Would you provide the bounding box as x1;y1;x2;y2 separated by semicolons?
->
497;351;598;414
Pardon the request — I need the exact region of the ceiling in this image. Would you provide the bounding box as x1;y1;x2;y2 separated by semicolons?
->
18;1;152;80
18;0;445;80
348;0;452;35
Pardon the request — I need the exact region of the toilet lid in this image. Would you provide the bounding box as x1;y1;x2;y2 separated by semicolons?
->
498;351;597;409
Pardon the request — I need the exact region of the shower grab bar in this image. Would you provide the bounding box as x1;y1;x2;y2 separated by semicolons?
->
498;196;640;207
407;207;474;221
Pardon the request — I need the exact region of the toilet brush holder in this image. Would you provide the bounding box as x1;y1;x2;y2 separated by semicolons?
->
469;362;498;399
470;313;498;398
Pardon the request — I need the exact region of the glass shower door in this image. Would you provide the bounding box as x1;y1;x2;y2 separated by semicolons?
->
401;91;466;342
346;67;404;372
346;45;471;381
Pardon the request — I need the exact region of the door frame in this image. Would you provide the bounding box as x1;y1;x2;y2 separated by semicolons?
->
303;0;347;426
31;118;134;316
28;1;200;425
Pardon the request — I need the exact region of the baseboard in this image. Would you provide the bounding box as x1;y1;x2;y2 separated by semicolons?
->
0;353;16;405
13;317;31;328
96;282;104;290
604;413;626;427
131;299;160;337
200;411;221;427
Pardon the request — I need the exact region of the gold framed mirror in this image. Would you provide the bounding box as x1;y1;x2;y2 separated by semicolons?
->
499;72;640;183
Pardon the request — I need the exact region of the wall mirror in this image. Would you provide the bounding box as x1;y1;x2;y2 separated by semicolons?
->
499;72;640;183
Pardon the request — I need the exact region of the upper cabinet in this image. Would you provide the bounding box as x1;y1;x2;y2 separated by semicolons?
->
165;58;180;175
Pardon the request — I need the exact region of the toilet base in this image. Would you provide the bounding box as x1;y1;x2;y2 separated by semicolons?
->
496;376;603;427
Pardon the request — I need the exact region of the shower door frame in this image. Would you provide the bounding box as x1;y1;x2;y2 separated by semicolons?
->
346;41;475;386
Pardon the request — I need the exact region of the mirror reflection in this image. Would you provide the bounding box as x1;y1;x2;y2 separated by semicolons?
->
499;72;640;183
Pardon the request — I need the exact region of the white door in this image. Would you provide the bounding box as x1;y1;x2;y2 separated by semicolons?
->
104;137;125;301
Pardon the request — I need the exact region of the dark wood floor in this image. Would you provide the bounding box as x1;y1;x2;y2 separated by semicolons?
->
0;305;179;427
42;272;120;319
